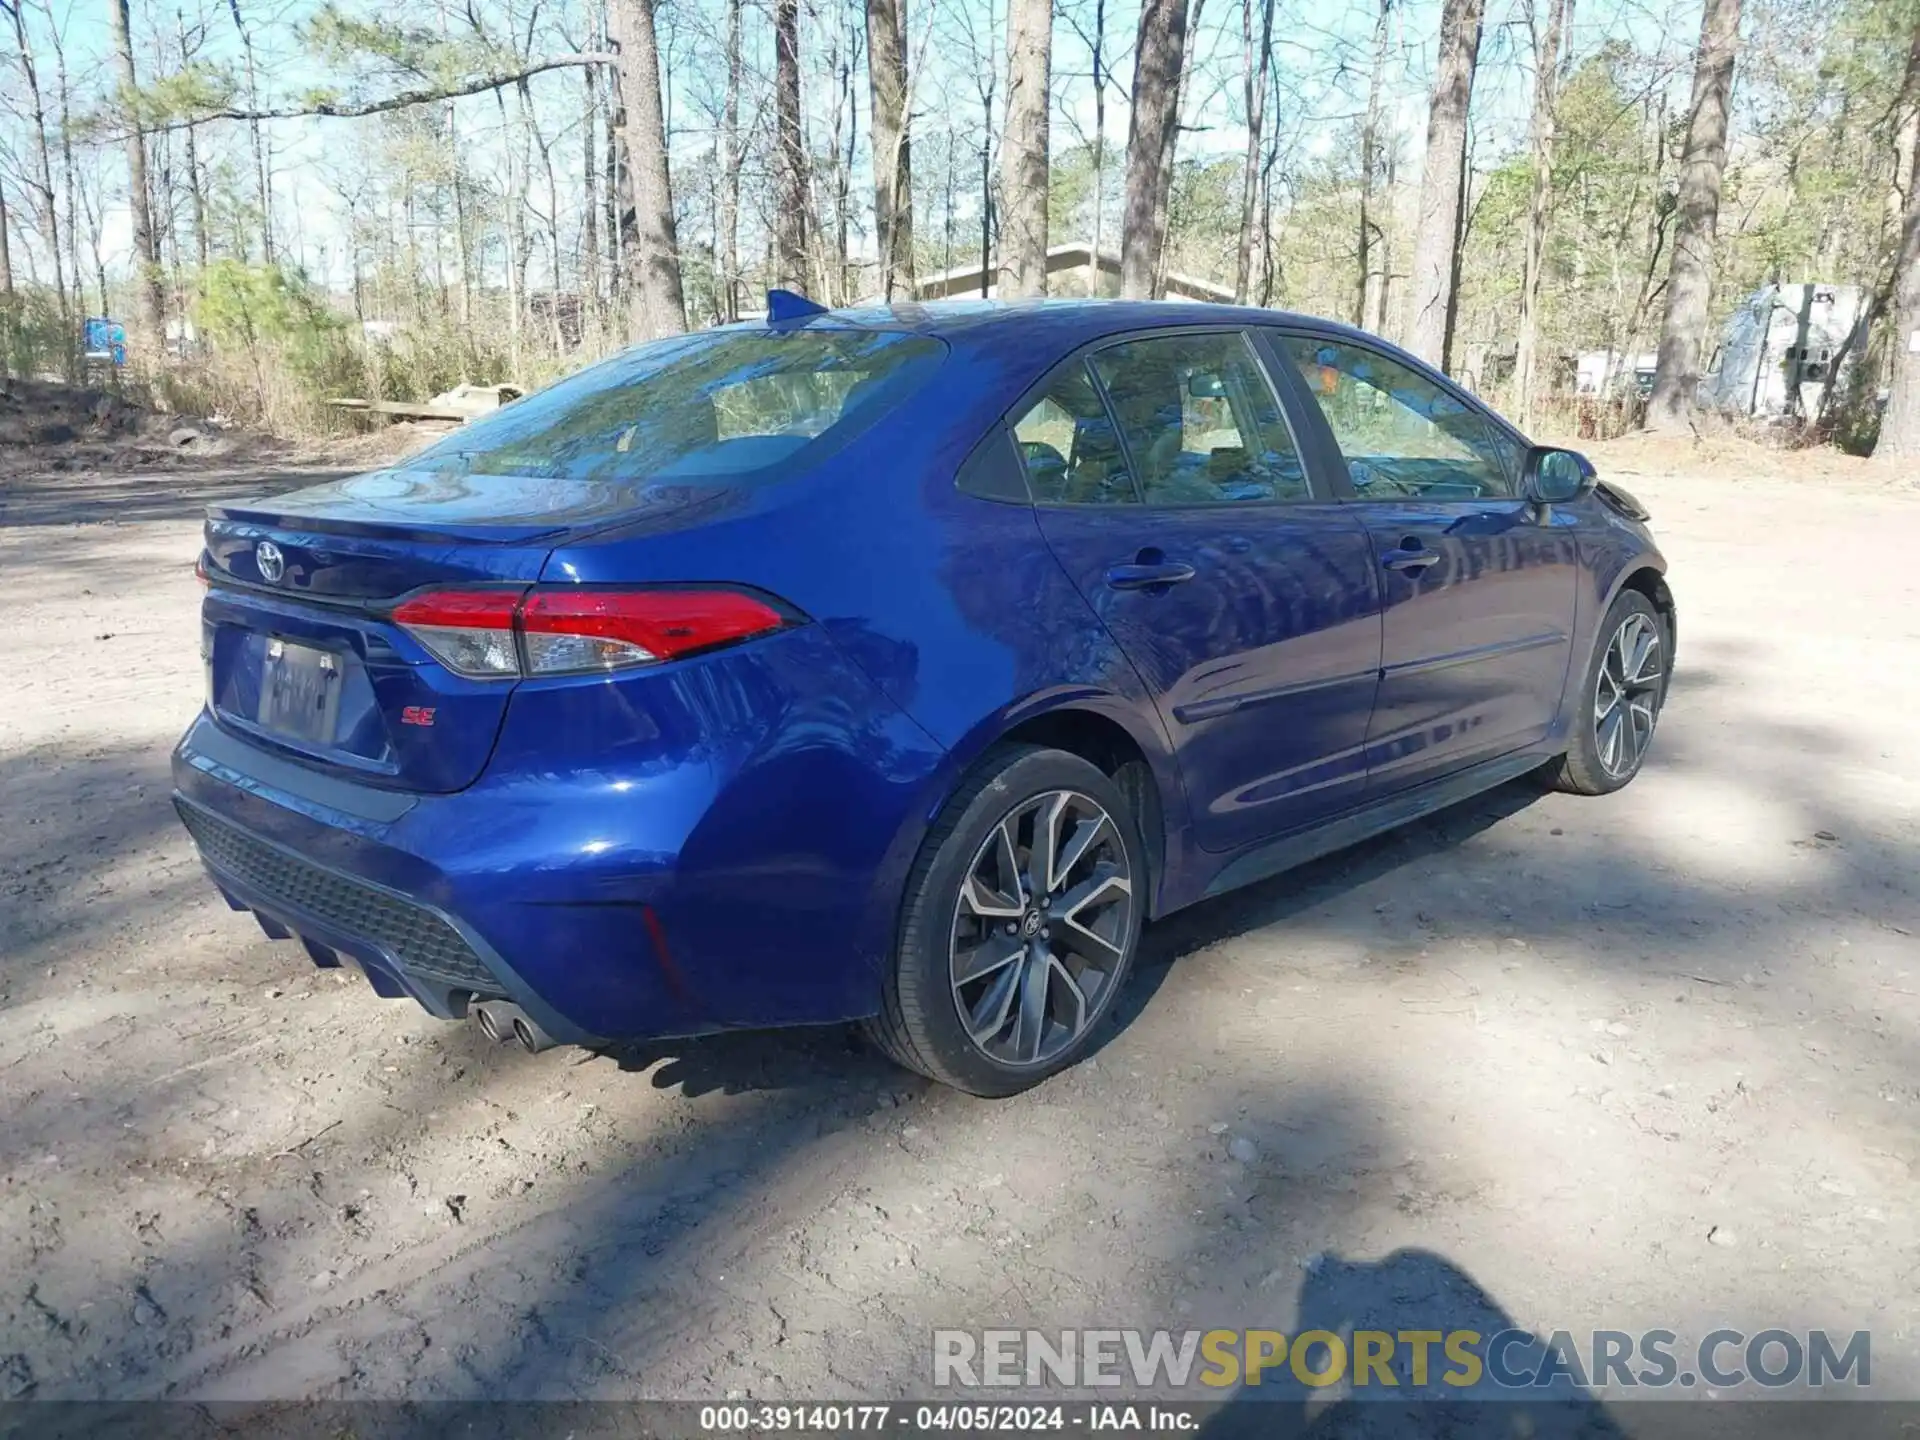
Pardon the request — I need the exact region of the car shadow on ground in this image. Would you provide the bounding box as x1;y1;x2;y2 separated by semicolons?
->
580;775;1548;1102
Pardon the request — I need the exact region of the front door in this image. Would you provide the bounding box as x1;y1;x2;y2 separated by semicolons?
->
1271;332;1581;795
1020;329;1383;854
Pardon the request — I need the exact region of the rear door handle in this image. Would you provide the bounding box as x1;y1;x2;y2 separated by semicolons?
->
1382;545;1440;574
1105;560;1197;590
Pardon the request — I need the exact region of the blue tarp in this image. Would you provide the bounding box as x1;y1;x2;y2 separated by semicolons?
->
83;316;127;366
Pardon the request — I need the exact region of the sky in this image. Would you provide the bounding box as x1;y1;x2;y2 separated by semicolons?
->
25;0;1709;297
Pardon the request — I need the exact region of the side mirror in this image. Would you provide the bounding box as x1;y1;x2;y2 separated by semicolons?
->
1187;372;1227;398
1521;446;1595;506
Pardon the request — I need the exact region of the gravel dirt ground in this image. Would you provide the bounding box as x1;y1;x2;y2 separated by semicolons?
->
1;438;1916;1410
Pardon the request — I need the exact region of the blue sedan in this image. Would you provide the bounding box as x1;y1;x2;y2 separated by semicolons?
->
173;299;1674;1096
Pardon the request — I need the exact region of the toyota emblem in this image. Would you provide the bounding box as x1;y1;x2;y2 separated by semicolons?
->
256;540;285;584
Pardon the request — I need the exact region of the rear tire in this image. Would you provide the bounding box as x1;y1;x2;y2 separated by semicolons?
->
1547;589;1670;796
863;745;1146;1097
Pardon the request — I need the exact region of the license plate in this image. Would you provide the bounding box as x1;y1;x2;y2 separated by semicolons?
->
258;639;343;744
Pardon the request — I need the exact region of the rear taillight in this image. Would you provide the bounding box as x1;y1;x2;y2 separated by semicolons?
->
391;587;791;679
392;591;523;677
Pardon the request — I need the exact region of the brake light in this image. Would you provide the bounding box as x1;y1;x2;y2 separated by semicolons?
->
391;587;790;678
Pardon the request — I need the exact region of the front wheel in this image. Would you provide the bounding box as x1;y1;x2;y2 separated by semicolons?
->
1547;589;1670;796
863;745;1146;1097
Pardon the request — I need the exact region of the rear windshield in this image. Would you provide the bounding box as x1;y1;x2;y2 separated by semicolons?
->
407;328;946;483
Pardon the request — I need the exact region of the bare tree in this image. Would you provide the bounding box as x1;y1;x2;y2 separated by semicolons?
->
1404;0;1485;366
583;55;602;325
1512;0;1569;427
1873;22;1920;466
176;10;212;270
2;2;66;334
773;0;809;290
998;0;1051;296
1645;0;1741;431
868;0;914;298
109;0;167;345
1233;0;1275;303
1119;0;1188;298
610;0;688;336
225;0;274;260
1355;0;1392;329
717;0;743;316
1060;0;1113;284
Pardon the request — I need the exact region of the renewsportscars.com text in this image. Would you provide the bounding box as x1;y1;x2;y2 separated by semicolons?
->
932;1327;1871;1392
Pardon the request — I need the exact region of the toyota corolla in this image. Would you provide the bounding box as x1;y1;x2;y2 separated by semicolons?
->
173;298;1674;1096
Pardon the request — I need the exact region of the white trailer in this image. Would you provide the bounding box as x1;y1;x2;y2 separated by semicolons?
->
1698;282;1866;420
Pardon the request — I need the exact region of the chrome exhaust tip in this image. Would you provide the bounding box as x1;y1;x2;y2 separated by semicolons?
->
472;998;557;1054
473;999;515;1045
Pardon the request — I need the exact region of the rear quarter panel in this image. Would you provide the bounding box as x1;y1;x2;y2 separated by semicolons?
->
540;321;1199;936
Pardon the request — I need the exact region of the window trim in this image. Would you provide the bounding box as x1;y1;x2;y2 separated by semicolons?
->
1263;325;1530;505
998;324;1326;511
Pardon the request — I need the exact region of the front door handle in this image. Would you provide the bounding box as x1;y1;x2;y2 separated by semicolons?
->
1382;544;1440;574
1106;560;1197;590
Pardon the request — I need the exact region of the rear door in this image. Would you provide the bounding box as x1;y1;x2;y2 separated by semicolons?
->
1024;328;1383;854
1268;330;1580;795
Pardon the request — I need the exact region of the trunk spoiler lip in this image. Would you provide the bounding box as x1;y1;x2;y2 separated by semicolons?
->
205;502;575;546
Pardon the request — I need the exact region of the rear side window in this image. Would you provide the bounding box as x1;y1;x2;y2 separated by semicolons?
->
407;329;945;485
1011;362;1135;505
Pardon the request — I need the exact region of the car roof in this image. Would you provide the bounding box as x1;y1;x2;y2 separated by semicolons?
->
730;297;1385;349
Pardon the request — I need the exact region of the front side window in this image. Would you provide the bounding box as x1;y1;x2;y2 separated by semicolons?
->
1281;336;1514;500
406;328;945;488
1011;362;1135;504
1089;332;1311;505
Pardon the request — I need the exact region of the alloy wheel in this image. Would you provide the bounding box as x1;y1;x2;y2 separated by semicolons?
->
948;789;1134;1068
1594;611;1663;778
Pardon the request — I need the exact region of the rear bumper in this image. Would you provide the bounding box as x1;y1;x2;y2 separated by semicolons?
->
173;793;595;1039
170;625;951;1043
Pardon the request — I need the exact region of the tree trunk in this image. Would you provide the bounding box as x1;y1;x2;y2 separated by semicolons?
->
1872;24;1920;467
1512;0;1568;428
719;0;743;316
183;122;211;269
1404;0;1485;367
1089;0;1107;292
172;9;212;273
225;0;274;262
8;3;69;334
609;0;688;337
109;0;166;348
1120;0;1188;298
1233;0;1274;303
866;0;914;299
0;181;14;374
1355;0;1391;327
605;78;623;308
0;185;12;303
998;0;1051;297
49;20;85;333
773;0;809;291
583;62;602;326
1149;0;1204;298
1645;0;1741;431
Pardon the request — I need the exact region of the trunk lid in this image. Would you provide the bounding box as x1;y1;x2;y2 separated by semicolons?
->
200;467;689;793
